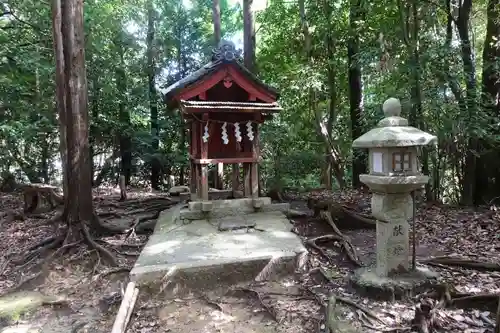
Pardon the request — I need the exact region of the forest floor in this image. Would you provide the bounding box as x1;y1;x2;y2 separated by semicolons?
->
0;188;499;332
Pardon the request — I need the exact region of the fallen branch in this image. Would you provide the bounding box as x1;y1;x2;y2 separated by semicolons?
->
421;257;500;272
341;206;376;229
495;295;500;333
319;211;363;267
111;282;139;333
325;294;337;333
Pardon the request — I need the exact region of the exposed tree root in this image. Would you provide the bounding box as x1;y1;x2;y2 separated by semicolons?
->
8;214;122;292
307;198;376;230
305;235;342;265
81;224;118;266
411;298;439;333
26;235;60;252
312;267;386;326
308;211;363;267
18;237;66;269
227;287;278;321
417;283;500;317
92;267;131;281
200;294;225;313
125;209;163;239
421;256;500;272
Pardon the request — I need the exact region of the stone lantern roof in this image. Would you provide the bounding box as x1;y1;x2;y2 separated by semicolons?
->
352;98;437;148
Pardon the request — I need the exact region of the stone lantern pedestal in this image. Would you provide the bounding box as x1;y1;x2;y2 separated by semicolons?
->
350;98;439;300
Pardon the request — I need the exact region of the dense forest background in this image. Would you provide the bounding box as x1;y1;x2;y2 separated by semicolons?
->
0;0;499;207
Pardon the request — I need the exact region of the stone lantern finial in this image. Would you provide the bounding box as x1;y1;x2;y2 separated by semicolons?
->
382;98;401;117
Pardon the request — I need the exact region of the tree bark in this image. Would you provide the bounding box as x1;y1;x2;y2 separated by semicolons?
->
322;0;337;190
212;0;221;46
243;0;255;72
456;0;478;206
300;0;344;188
476;0;500;203
89;74;100;184
51;0;67;195
147;0;160;190
61;0;95;224
348;0;365;188
115;30;132;185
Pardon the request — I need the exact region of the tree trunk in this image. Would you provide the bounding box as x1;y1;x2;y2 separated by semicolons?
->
322;0;337;190
51;0;67;194
89;76;100;185
147;0;160;190
456;0;478;206
243;0;255;72
116;30;132;186
348;0;365;188
61;0;95;224
300;0;344;188
476;0;500;203
176;14;186;186
212;0;221;45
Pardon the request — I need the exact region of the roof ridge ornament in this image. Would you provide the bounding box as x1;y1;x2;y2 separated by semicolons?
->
212;40;242;62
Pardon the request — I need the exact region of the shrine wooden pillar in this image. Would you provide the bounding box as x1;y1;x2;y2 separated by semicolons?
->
189;119;198;200
251;122;259;198
200;114;209;200
243;163;251;197
232;163;239;197
215;163;224;189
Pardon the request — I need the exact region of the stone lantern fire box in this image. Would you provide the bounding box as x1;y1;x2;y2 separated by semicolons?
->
351;97;438;300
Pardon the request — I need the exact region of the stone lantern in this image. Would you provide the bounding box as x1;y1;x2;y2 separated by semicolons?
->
352;98;437;278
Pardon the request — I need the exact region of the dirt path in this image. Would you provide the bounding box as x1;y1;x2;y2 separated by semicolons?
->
129;281;322;333
0;188;499;332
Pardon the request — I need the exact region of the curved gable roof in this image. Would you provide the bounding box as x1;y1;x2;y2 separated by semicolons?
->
163;41;279;105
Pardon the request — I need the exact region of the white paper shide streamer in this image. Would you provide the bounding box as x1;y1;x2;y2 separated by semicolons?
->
234;122;242;142
202;123;210;143
221;122;229;144
246;121;254;141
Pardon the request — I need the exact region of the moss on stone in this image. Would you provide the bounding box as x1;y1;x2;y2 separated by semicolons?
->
0;291;65;324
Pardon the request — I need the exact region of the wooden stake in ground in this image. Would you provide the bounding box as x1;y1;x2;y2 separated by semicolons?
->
495;295;500;333
119;175;127;201
111;282;139;333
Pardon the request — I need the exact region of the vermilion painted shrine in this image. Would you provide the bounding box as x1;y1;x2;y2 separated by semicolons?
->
163;40;282;201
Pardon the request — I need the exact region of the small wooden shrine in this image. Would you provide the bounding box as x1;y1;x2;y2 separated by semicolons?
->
163;40;282;201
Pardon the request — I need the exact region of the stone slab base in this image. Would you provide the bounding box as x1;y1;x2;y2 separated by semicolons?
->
180;198;289;220
350;266;438;301
136;254;302;298
130;206;305;297
179;189;237;201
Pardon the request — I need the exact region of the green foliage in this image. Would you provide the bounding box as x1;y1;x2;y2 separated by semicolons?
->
0;0;498;205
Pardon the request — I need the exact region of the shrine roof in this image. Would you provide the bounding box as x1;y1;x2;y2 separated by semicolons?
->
163;41;279;104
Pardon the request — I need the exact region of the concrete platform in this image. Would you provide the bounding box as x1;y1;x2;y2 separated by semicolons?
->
130;204;306;295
